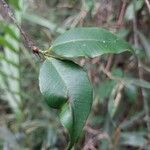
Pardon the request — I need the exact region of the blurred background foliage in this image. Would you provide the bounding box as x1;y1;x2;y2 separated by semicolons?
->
0;0;150;149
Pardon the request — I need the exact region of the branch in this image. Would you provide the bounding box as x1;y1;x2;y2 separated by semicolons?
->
133;1;150;133
117;0;127;27
0;0;41;55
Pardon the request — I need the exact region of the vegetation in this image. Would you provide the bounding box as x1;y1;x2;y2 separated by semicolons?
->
0;0;150;150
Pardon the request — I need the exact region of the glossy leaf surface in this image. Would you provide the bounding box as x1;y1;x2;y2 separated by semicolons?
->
39;58;93;149
49;27;133;58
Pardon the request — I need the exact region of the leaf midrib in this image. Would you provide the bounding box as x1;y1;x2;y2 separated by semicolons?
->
51;59;75;141
51;38;120;49
50;59;69;99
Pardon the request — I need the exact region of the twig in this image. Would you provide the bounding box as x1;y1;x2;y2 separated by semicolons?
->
112;127;121;150
105;54;115;72
138;62;150;133
139;62;150;73
65;0;89;28
133;3;138;48
101;65;125;85
120;111;145;129
145;0;150;15
106;0;127;71
133;0;150;133
114;83;124;109
117;0;127;27
0;0;42;55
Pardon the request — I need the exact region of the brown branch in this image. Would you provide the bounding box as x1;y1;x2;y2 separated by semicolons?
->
133;1;150;133
101;65;125;85
105;54;115;72
0;0;41;55
117;0;127;27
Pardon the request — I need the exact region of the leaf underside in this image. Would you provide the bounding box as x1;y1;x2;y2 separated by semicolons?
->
39;58;93;149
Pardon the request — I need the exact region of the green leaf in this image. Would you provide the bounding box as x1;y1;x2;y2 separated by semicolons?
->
9;0;21;10
124;84;138;103
39;58;93;149
96;80;116;102
49;27;133;58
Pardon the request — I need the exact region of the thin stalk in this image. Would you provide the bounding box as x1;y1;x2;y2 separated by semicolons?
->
133;0;150;133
